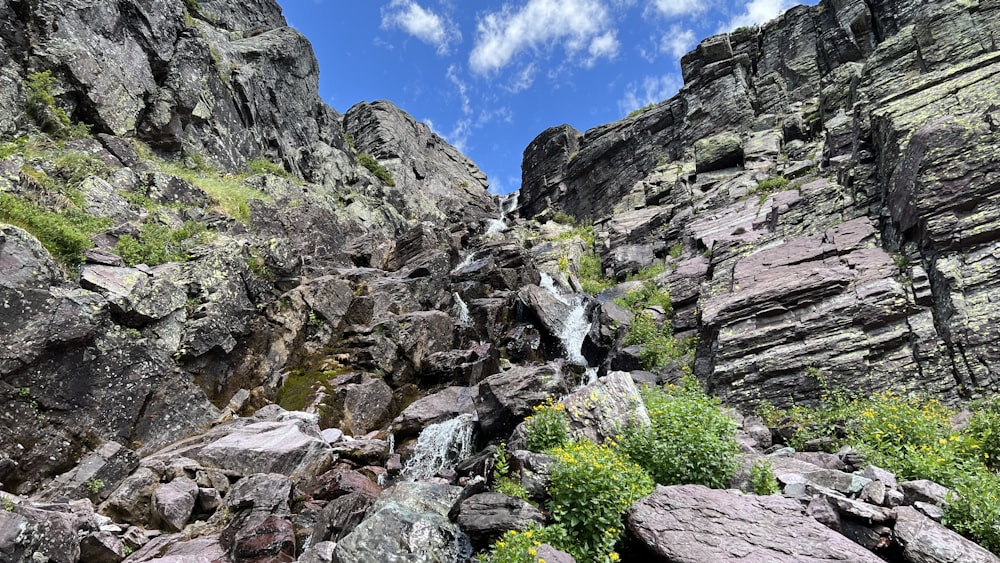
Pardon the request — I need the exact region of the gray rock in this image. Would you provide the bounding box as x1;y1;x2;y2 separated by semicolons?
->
561;371;651;443
475;362;572;437
455;492;546;549
901;480;951;506
311;492;374;544
895;505;1000;563
334;482;469;563
627;484;884;562
392;385;479;439
695;131;744;173
153;477;199;532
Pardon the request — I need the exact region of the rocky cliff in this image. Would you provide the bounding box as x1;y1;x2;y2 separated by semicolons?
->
518;0;1000;409
1;0;998;561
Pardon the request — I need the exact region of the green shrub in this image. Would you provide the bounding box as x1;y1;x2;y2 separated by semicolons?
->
750;175;789;203
749;459;780;495
159;160;270;223
626;263;665;282
54;151;112;186
524;398;570;452
476;526;553;563
963;395;1000;472
618;380;739;488
0;192;106;265
547;440;653;562
577;251;612;294
945;468;1000;553
25;71;90;138
357;152;395;186
114;219;210;266
551;211;576;225
616;281;671;313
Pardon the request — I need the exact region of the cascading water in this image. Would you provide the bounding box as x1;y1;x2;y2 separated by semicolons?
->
485;192;519;237
538;273;598;385
402;413;477;480
453;292;471;324
451;251;477;274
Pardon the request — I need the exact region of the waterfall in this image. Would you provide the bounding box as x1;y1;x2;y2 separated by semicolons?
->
453;292;470;324
402;413;477;480
485;192;518;237
538;273;597;385
451;251;477;274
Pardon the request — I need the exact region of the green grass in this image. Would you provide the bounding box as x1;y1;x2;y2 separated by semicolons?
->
247;157;289;177
159;160;271;223
114;219;212;266
0;192;108;266
357;152;395;186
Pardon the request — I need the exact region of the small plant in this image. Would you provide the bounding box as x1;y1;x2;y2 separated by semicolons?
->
750;175;789;204
557;255;570;273
668;242;683;259
0;192;107;266
122;545;134;556
491;442;531;501
749;459;780;495
18;387;30;398
357;152;395;186
551;211;576;225
618;379;740;489
627;103;655;119
114;219;211;267
85;478;105;494
1;496;13;512
477;526;551;563
247;157;289;177
547;440;653;562
523;398;570;452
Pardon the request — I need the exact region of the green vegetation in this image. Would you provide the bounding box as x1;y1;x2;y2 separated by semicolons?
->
551;211;576;225
627;103;654;119
357;152;395;186
481;378;743;561
750;175;789;204
763;390;1000;552
626;262;665;282
25;71;90;138
492;443;530;501
2;496;13;512
0;192;108;266
749;459;780;495
619;381;739;488
614;281;694;370
547;440;653;562
668;242;683;259
247;157;289;177
85;478;105;495
524;398;570;452
114;219;211;266
159;159;270;223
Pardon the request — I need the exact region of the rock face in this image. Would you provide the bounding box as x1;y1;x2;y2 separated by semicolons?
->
517;0;1000;408
627;484;885;562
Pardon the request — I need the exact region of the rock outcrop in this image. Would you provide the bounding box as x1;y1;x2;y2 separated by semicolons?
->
517;0;1000;409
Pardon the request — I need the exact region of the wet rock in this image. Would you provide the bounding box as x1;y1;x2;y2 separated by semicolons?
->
627;484;884;562
392;385;479;439
455;492;546;549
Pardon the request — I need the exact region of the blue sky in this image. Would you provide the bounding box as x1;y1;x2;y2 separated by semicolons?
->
278;0;817;194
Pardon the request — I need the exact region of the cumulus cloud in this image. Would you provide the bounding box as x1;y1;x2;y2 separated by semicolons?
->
618;73;681;116
469;0;616;74
725;0;796;30
660;25;696;60
648;0;706;17
381;0;461;55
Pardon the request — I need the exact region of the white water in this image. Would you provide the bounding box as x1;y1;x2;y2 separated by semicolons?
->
453;292;470;324
485;192;519;237
538;273;596;385
402;413;477;480
451;251;477;274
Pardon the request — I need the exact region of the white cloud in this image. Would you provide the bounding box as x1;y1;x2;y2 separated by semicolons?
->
648;0;706;18
469;0;616;74
724;0;795;30
660;25;696;60
507;64;537;93
586;31;620;66
381;0;460;55
618;73;681;116
446;64;472;115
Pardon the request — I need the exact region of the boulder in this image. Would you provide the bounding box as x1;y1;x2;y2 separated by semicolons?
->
894;505;1000;563
561;371;651;443
333;482;469;563
475;362;573;437
311;492;374;544
627;484;884;562
695;132;744;173
455;492;546;549
153;477;199;532
392;386;479;439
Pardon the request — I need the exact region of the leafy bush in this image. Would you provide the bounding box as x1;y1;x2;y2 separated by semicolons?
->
577;251;612;294
524;398;570;452
547;440;653;562
618;380;739;488
963;395;1000;472
357;152;395;186
616;281;671;313
945;469;1000;553
477;527;554;563
749;459;780;495
551;211;576;225
25;71;89;138
750;175;789;203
